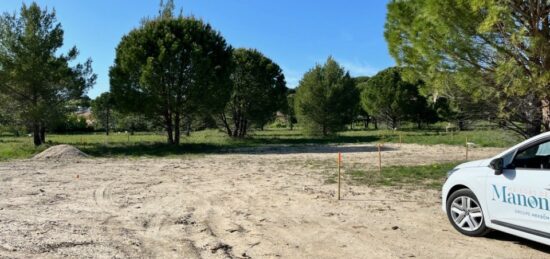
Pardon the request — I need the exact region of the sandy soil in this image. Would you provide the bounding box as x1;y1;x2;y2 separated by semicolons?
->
1;143;549;258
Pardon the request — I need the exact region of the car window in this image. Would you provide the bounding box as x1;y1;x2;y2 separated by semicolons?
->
513;140;550;169
536;142;550;156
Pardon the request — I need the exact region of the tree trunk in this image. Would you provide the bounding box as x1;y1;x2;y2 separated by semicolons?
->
457;120;465;131
105;112;110;136
542;98;550;132
33;122;41;146
164;111;174;144
526;120;542;138
185;116;191;137
389;117;397;130
238;115;246;138
221;113;232;136
524;101;543;137
373;117;378;130
242;119;248;137
105;110;111;136
322;124;327;136
232;109;241;138
39;124;46;143
174;111;181;145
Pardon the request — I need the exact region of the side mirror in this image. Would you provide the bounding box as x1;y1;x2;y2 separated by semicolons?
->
490;158;504;175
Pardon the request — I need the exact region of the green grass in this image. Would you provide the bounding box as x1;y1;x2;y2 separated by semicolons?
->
0;127;520;160
333;162;458;189
0;138;47;160
341;128;519;147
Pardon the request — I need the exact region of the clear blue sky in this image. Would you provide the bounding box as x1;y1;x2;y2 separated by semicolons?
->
2;0;395;98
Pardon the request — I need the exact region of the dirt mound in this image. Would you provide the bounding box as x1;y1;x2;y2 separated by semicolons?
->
33;145;89;160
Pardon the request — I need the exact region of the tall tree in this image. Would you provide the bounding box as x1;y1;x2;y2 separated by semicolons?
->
350;77;370;129
0;3;96;146
385;0;550;138
91;92;115;135
294;57;359;136
110;3;233;144
361;67;427;129
220;48;287;137
285;90;297;130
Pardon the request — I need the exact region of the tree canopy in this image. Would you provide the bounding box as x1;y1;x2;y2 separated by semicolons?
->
0;2;96;145
294;57;359;136
110;4;233;144
360;67;433;129
91;92;115;135
220;48;287;138
385;0;550;137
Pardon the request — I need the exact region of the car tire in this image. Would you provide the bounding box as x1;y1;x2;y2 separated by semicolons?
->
446;188;490;237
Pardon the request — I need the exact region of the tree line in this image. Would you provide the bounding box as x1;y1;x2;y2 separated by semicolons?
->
4;0;532;147
104;1;448;140
292;60;444;136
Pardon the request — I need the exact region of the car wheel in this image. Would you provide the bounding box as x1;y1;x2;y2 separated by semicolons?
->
446;188;490;237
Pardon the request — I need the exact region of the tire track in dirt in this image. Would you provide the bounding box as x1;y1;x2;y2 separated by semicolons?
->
175;178;248;259
92;179;193;257
184;169;288;258
140;187;191;258
93;181;117;214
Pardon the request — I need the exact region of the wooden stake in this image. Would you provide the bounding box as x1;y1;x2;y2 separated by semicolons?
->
465;137;469;160
399;133;402;148
377;144;382;175
337;152;342;200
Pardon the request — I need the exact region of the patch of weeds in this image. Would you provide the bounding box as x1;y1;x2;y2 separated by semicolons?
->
329;162;458;189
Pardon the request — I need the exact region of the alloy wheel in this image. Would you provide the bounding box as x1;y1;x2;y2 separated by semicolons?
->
450;196;483;232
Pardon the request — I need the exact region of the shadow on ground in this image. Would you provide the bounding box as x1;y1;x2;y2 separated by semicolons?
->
485;231;550;253
72;135;389;157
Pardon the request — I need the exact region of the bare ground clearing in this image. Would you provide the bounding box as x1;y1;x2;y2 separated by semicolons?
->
1;143;549;258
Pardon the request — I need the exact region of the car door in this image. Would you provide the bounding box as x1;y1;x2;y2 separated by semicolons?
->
486;139;550;237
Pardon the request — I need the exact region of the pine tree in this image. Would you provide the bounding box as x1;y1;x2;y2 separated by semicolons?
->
0;3;96;146
294;57;359;136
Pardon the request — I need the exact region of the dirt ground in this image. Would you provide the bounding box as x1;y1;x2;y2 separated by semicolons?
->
1;143;549;258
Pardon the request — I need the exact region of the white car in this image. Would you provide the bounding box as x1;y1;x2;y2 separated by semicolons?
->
442;132;550;246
